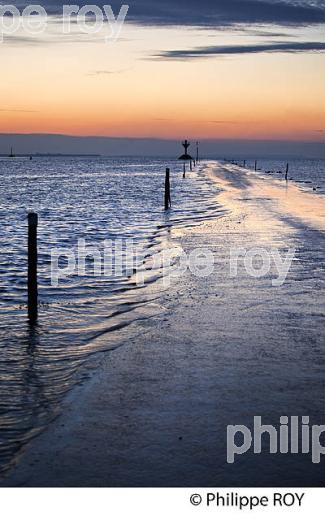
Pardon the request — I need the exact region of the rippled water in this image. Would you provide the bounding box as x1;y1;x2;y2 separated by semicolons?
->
0;155;324;475
0;156;223;473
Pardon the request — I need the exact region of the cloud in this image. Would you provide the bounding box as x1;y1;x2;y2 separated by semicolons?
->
87;68;130;76
1;35;50;45
208;120;257;124
0;108;38;112
2;32;109;46
153;41;325;60
10;0;325;28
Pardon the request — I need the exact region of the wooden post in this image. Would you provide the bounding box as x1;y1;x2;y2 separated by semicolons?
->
28;212;38;323
190;159;193;171
164;168;171;210
255;160;257;171
183;162;186;178
285;163;289;181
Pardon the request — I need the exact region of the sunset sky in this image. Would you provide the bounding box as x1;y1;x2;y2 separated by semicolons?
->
1;0;325;142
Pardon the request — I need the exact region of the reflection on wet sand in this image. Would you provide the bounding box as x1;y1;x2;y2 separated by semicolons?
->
208;162;325;236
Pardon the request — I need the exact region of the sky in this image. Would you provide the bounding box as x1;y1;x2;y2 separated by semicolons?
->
0;0;325;148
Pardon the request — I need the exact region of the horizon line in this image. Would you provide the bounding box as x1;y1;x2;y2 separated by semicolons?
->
0;132;325;145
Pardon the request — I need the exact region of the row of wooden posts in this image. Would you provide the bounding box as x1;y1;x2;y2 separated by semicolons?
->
229;159;290;180
27;160;198;324
27;156;291;324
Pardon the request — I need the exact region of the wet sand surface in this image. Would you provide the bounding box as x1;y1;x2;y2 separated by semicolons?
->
2;162;325;487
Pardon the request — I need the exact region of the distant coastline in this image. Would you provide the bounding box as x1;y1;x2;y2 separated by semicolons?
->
0;133;324;159
0;154;101;158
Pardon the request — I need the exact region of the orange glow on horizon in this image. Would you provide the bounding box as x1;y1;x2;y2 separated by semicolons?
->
1;23;325;142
